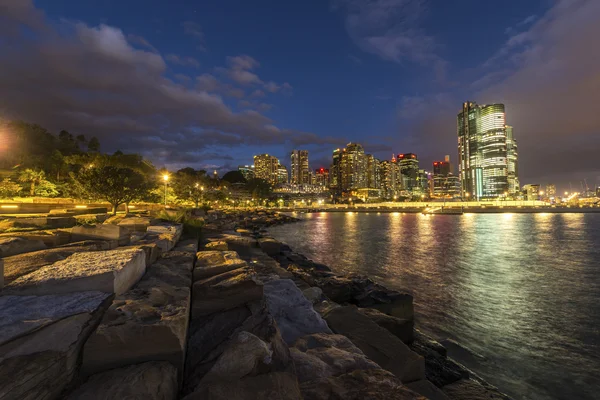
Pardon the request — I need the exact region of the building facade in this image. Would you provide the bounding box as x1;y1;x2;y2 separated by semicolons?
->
380;156;401;199
315;168;330;188
329;148;342;194
238;165;255;181
458;102;517;199
505;125;520;195
277;164;288;184
398;153;419;192
291;150;310;185
253;154;280;185
340;143;367;191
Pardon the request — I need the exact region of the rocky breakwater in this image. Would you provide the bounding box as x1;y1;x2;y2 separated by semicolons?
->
254;232;512;400
199;209;300;235
0;215;193;400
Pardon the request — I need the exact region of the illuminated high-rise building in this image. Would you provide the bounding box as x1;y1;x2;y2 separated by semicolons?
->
433;160;451;177
458;102;513;199
380;155;401;198
546;184;556;198
277;164;288;184
506;126;520;195
330;148;342;194
238;165;255;181
398;153;419;192
315;168;330;187
366;154;380;189
291;150;310;185
253;154;279;185
340;143;367;191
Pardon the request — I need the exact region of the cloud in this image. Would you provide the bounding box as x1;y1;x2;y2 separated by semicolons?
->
182;21;206;51
165;54;200;68
332;0;446;81
0;3;334;168
397;0;600;186
127;34;158;53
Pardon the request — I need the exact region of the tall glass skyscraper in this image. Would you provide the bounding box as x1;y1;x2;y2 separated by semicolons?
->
457;102;516;199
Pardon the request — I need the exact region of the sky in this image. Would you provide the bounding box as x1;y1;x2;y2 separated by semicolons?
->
1;0;599;190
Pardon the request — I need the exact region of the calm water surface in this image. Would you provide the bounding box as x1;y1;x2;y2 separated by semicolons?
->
268;212;600;400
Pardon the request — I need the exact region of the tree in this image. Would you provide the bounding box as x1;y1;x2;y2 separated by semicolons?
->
222;170;246;184
172;168;209;207
18;169;46;196
76;166;155;214
34;180;59;197
246;178;272;199
87;137;100;152
0;178;22;198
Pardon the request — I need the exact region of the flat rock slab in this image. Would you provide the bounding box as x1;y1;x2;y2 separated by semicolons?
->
191;267;263;318
194;251;247;281
0;259;3;289
0;237;46;258
406;380;450;400
175;238;199;253
7;248;146;296
72;224;131;245
358;307;414;344
81;251;193;380
204;241;228;251
0;292;113;400
66;361;177;400
2;241;117;285
324;305;425;383
264;279;332;345
299;368;426;400
117;216;154;232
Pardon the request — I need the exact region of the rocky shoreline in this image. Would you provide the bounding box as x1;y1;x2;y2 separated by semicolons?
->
0;208;513;399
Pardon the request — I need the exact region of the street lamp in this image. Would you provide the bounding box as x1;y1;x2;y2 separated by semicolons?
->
162;174;169;207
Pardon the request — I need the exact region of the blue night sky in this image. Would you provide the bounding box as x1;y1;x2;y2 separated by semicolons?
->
1;0;599;189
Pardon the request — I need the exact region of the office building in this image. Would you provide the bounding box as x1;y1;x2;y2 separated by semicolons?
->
315;168;330;188
366;154;380;189
330;148;342;193
277;164;288;184
291;150;310;185
523;184;540;201
433;160;451;177
238;165;255;181
380;156;401;199
546;184;556;198
458;102;516;199
253;154;279;185
398;153;419;192
340;143;367;191
506;126;520;195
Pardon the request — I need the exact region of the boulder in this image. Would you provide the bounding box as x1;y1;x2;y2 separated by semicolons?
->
12;216;77;229
191;267;263;318
263;279;332;345
323;306;425;383
2;241;118;285
81;251;193;381
194;251;247;281
302;287;324;304
205;241;228;251
0;259;3;289
406;380;450;400
74;214;109;225
66;361;178;400
0;291;113;400
0;237;46;258
117;216;153;232
71;224;131;245
174;238;199;253
299;369;426;400
0;229;71;247
408;330;468;388
258;237;285;256
442;379;511;400
291;333;380;383
186;331;302;400
357;307;414;343
147;223;183;241
7;248;146;296
121;243;162;266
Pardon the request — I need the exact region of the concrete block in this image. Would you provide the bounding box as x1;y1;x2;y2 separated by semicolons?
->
71;224;130;245
0;237;46;258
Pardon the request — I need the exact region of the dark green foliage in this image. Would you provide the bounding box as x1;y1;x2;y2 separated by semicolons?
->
221;170;247;184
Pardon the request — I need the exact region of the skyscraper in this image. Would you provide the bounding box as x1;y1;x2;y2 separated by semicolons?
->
506;126;520;195
366;154;380;189
340;143;367;191
433;160;450;177
330;148;342;194
398;153;419;192
458;102;515;199
315;168;330;187
253;154;279;185
277;164;288;184
380;155;401;198
291;150;309;185
238;165;255;181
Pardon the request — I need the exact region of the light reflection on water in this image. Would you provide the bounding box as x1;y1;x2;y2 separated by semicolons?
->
268;213;600;400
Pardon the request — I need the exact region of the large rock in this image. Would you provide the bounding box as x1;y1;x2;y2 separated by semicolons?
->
316;274;414;320
7;248;146;295
174;238;199;254
117;216;153;232
258;237;285;256
194;251;247;281
406;380;450;400
442;379;511;400
299;369;426;400
0;291;113;400
147;223;183;240
357;307;414;343
264;279;332;344
291;333;380;384
323;306;425;383
81;251;193;381
205;241;228;251
186;331;302;400
0;229;71;247
71;224;130;245
12;216;77;229
2;241;117;285
408;330;468;388
66;361;177;400
0;237;46;258
191;267;263;318
0;259;3;289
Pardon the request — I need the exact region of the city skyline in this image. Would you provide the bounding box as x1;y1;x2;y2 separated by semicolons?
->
1;1;599;190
